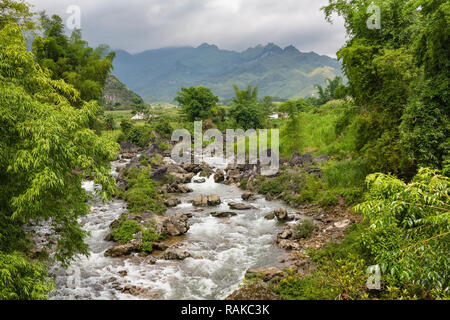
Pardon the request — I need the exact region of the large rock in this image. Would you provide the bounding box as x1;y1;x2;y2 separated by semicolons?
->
193;194;221;207
171;172;195;184
264;212;275;220
104;242;140;257
226;282;281;300
164;197;181;208
150;166;167;181
161;183;193;194
163;246;191;260
153;213;191;236
289;152;312;167
241;191;256;201
213;169;225;183
120;141;139;155
228;202;255;210
211;211;237;218
246;267;285;283
271;208;289;221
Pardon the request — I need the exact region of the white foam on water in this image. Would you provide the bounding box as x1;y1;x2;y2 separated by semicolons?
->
51;156;290;300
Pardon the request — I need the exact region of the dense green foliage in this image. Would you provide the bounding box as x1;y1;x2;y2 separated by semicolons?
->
0;251;54;300
121;167;166;215
313;76;348;105
32;14;115;102
229;85;265;130
323;0;449;176
355;169;449;294
0;0;36;31
174;86;219;121
0;23;118;265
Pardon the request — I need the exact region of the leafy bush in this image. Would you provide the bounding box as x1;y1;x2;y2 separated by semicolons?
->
0;252;54;300
124;168;166;215
293;219;318;239
354;168;450;295
140;227;162;252
110;220;141;243
276;255;369;300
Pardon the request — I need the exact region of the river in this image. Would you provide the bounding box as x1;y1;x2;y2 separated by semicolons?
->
50;156;294;300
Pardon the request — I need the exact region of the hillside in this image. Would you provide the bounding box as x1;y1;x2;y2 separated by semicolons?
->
102;73;144;109
112;43;343;102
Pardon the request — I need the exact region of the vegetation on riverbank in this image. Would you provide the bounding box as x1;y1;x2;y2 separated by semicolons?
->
0;0;448;300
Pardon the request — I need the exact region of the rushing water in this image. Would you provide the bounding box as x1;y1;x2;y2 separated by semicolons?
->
50;156;294;300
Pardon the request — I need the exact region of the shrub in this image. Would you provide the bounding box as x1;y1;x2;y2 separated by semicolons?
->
276;255;369;300
293;219;318;239
140;227;162;252
124;168;166;215
0;252;54;300
354;168;450;296
110;220;141;243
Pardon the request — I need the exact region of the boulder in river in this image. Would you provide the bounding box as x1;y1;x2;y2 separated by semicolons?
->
213;169;225;183
193;178;206;183
264;212;275;220
164;197;181;208
104;242;140;257
150;166;168;181
193;194;221;207
271;208;290;221
228;202;255;210
161;183;193;194
152;213;191;236
211;211;237;218
241;191;256;201
163;246;191;260
171;172;195;184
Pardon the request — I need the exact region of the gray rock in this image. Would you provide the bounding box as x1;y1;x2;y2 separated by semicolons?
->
150;166;167;181
193;194;221;207
289;152;312;167
228;202;255;210
271;208;289;221
164;197;181;207
211;211;238;218
242;191;256;201
213;169;225;183
163;247;191;260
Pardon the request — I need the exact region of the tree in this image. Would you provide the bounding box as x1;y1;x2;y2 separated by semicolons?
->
0;24;118;267
229;84;265;130
322;0;426;175
279;99;309;155
314;76;347;105
259;96;276;117
32;13;115;102
174;86;218;121
355;168;449;295
400;0;450;172
0;0;36;31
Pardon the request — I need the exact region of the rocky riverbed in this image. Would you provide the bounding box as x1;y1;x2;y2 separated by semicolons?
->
49;143;357;300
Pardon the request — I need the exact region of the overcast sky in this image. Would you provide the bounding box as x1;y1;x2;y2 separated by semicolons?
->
28;0;347;57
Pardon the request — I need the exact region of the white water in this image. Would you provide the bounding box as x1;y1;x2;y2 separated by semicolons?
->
50;157;293;300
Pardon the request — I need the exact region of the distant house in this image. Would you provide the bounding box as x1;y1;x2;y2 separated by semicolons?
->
131;113;146;120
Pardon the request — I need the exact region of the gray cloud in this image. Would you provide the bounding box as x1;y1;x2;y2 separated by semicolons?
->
28;0;346;57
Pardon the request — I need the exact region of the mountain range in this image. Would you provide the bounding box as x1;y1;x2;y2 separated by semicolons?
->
112;43;342;102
